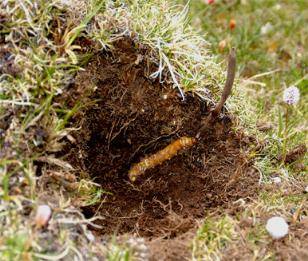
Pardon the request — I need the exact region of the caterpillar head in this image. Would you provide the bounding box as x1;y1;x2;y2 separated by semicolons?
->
128;166;141;182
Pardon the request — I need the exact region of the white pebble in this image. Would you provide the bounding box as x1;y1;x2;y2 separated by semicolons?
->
305;186;308;193
271;177;282;184
266;216;289;239
35;205;52;227
85;230;95;242
59;0;71;5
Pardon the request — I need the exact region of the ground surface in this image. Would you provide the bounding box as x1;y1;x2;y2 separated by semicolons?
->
0;1;307;260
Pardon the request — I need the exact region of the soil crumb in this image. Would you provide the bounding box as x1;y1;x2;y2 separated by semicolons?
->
283;144;307;164
0;47;20;77
63;38;259;259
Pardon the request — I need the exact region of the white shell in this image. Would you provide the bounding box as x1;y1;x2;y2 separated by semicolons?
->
266;216;289;239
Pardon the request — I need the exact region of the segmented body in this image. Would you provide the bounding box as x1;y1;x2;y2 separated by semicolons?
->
128;136;196;182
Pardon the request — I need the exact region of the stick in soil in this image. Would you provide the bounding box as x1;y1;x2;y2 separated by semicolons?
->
211;47;236;119
128;137;196;182
196;48;236;137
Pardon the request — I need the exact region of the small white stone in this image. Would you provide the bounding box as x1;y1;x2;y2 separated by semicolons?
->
266;216;289;239
35;204;52;227
305;185;308;193
271;177;282;184
59;0;71;5
85;230;95;242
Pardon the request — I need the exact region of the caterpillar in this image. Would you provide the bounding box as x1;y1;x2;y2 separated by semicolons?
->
128;136;196;182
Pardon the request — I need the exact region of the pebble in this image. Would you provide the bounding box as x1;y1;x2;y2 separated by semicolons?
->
271;177;282;184
266;216;289;239
35;204;52;228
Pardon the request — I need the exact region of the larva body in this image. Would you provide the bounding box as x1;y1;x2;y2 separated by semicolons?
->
128;136;196;182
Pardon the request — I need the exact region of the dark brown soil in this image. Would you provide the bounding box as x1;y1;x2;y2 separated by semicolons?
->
283;144;307;164
0;47;20;77
62;38;259;258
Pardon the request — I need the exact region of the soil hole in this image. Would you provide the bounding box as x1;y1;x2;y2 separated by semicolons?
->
63;38;259;239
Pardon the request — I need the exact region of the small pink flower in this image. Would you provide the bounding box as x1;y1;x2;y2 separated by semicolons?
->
206;0;215;4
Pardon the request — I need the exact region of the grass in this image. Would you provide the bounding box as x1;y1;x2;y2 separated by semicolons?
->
183;0;307;259
127;0;225;100
183;0;307;178
192;215;236;260
0;0;307;260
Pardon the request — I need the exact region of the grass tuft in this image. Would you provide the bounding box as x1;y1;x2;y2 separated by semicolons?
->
192;215;236;260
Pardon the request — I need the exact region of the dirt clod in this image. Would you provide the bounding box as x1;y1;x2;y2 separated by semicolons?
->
62;38;259;259
283;144;307;164
0;47;20;77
